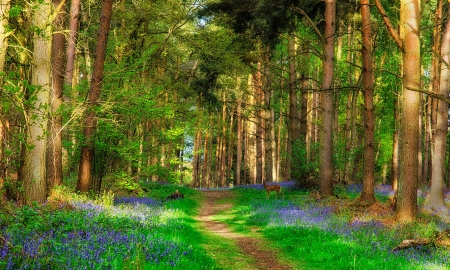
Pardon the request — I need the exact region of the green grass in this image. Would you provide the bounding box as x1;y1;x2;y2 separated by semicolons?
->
223;185;450;270
3;181;450;269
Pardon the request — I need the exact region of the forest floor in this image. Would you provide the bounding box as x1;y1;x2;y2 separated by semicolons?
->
196;190;294;270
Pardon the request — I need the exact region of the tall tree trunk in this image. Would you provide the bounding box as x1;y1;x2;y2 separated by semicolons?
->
76;0;113;193
397;0;421;222
220;94;227;187
247;74;257;184
227;105;235;185
192;128;202;187
47;0;65;190
64;0;80;87
263;47;275;181
286;35;298;180
427;0;443;185
255;62;263;183
202;128;210;188
236;97;243;186
0;0;11;180
391;88;400;191
358;0;376;204
423;95;432;184
426;1;450;210
277;96;283;181
319;0;336;196
23;0;52;204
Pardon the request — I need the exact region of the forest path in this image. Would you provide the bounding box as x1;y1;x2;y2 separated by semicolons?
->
196;190;293;270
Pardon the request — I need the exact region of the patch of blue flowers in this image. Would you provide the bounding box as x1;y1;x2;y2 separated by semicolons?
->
0;198;193;269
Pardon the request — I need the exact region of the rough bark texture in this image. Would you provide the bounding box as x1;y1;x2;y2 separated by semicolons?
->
77;0;113;192
397;0;421;222
359;0;376;204
427;1;450;210
47;0;66;189
23;0;52;204
319;0;336;196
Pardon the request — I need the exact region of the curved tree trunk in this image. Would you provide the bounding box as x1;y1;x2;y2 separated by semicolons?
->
77;0;113;193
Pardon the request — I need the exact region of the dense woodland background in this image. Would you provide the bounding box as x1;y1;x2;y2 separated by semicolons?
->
0;0;449;222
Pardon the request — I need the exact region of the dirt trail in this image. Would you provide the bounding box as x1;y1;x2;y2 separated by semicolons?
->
197;190;293;270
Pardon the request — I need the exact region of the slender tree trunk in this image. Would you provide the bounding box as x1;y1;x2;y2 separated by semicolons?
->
202;129;210;188
47;0;65;190
227;105;235;185
358;0;376;204
319;0;336;196
76;0;113;193
248;74;257;184
286;35;298;180
0;0;11;180
64;0;80;87
418;94;423;186
23;0;52;204
255;62;263;183
220;94;227;187
422;95;431;184
427;1;450;210
192;128;202;187
277;96;283;181
236;98;243;186
263;47;275;181
391;89;400;191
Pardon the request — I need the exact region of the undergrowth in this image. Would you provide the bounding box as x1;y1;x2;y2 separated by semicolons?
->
230;182;450;270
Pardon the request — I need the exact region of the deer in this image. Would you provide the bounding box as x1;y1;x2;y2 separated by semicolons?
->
166;189;184;200
263;181;284;199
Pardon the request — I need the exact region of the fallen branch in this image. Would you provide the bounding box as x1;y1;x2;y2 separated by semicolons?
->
392;230;450;251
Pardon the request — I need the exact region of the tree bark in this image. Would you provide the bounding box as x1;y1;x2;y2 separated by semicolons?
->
193;128;202;187
391;89;400;191
426;0;450;210
247;74;257;184
23;0;52;204
319;0;336;196
397;0;421;222
47;0;66;190
263;47;275;182
0;0;11;180
77;0;113;193
286;35;298;180
236;97;243;185
202;128;210;188
358;0;376;204
64;0;80;87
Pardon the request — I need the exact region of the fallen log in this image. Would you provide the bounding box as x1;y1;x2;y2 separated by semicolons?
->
392;230;450;252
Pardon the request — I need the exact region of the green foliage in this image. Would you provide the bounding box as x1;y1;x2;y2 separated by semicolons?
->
291;139;318;182
228;185;450;269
